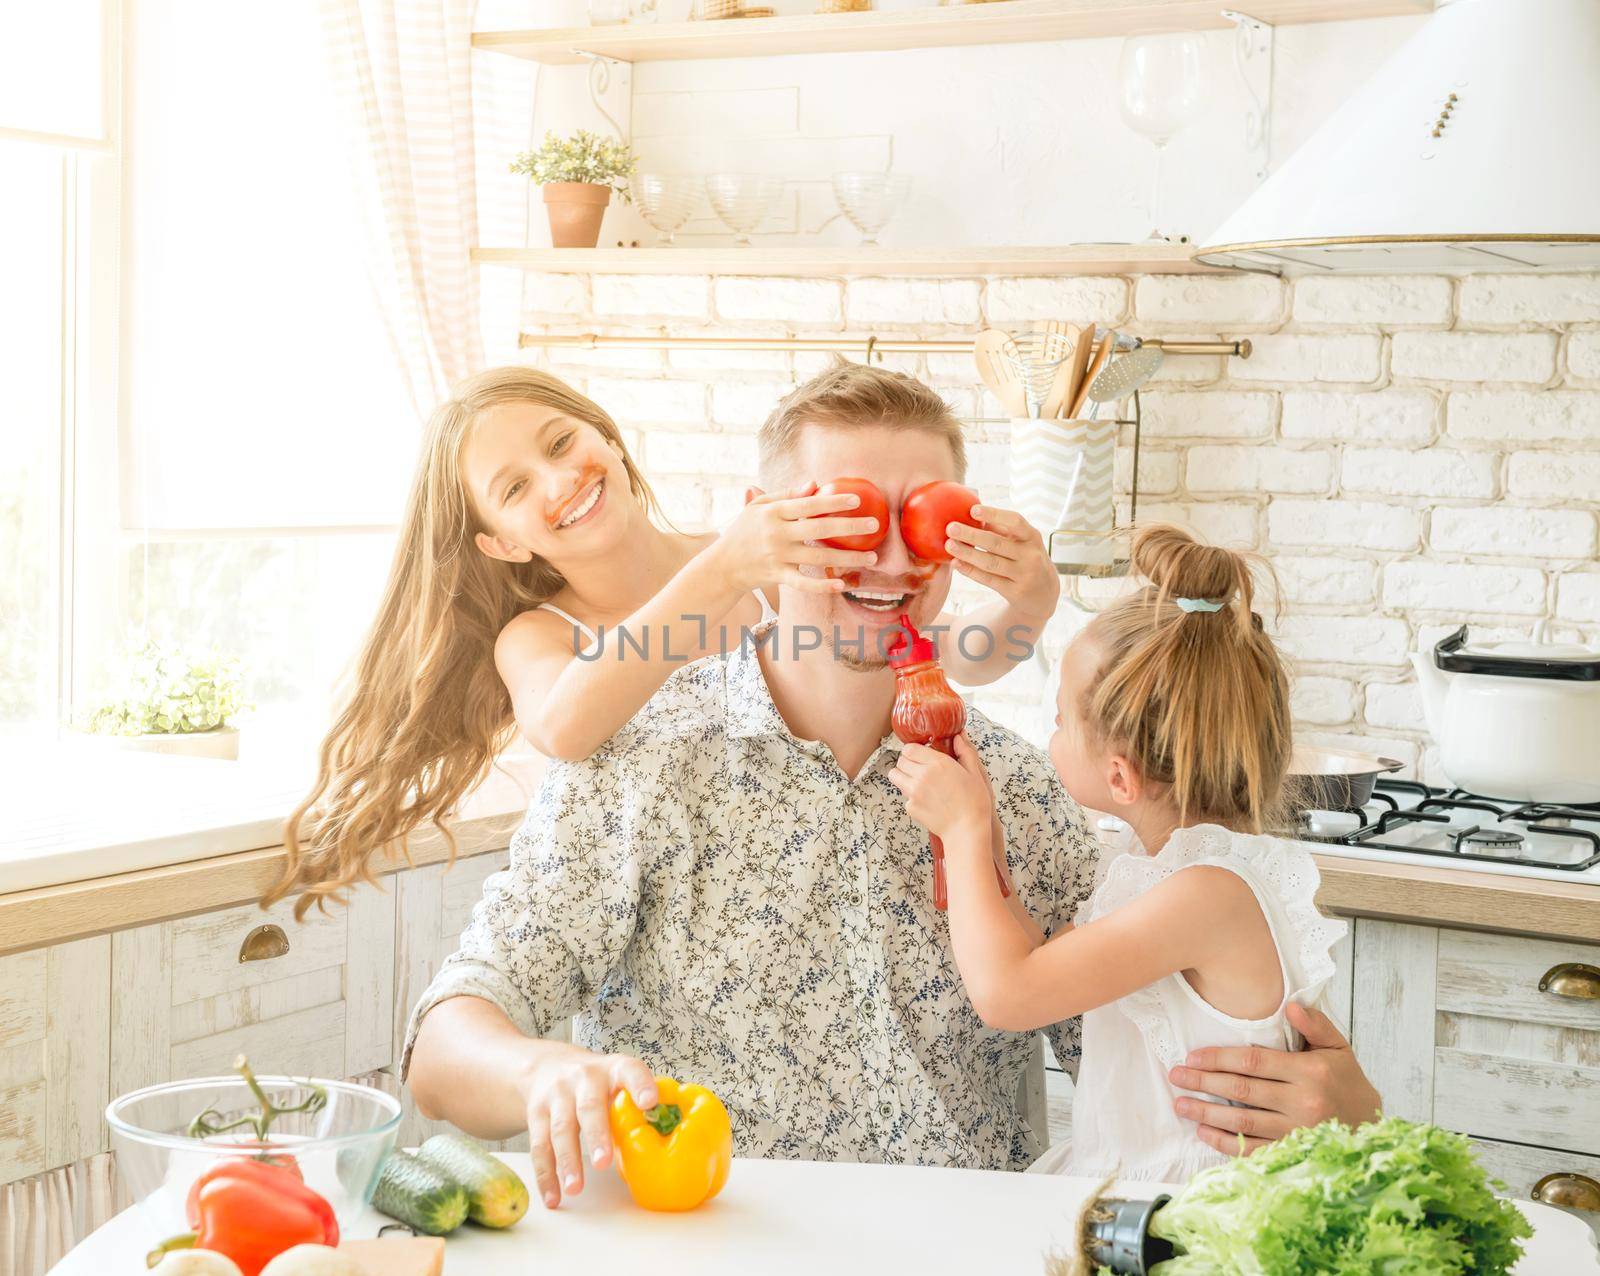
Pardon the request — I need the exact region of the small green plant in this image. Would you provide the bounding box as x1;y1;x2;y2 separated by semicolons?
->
82;637;246;736
509;130;637;198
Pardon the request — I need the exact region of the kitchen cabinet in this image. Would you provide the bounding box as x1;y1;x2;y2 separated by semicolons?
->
110;885;396;1104
0;938;111;1183
1350;919;1600;1214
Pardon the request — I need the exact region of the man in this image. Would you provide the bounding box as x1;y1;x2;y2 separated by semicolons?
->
404;362;1379;1208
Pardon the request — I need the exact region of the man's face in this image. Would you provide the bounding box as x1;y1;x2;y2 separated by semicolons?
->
777;422;960;671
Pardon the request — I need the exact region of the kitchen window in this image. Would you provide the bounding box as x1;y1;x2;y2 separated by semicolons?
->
4;0;418;757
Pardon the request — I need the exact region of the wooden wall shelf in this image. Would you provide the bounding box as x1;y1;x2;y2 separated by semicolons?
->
472;243;1223;276
473;0;1432;66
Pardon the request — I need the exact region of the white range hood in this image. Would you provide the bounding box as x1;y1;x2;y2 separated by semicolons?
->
1195;0;1600;274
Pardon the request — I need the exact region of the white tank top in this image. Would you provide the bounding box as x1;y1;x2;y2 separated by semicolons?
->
536;589;776;656
1044;823;1347;1184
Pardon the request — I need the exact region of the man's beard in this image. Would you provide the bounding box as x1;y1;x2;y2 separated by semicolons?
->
825;624;890;672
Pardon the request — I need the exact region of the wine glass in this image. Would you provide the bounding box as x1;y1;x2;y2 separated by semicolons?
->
705;173;784;246
831;173;911;246
630;173;700;245
1117;33;1208;241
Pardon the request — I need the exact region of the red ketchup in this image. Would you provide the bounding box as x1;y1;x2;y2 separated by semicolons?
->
887;614;1009;910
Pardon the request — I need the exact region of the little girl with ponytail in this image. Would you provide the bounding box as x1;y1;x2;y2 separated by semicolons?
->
889;524;1349;1182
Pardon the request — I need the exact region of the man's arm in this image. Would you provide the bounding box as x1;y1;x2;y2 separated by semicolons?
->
400;758;654;1207
1167;1002;1382;1154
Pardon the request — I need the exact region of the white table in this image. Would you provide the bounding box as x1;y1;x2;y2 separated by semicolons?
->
53;1156;1600;1274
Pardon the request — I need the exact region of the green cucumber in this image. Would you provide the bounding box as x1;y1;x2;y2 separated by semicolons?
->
416;1133;529;1229
371;1149;469;1236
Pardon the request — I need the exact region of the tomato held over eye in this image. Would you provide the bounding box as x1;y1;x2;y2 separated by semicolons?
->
900;482;980;563
813;477;889;551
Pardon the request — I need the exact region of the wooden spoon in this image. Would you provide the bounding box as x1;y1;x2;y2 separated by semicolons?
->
1041;323;1088;419
1068;332;1116;419
973;328;1028;417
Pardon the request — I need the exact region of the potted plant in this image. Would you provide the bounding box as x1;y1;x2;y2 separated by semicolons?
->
511;130;638;248
78;638;248;760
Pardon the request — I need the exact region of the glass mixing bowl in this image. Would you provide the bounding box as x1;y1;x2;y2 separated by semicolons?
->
107;1075;401;1243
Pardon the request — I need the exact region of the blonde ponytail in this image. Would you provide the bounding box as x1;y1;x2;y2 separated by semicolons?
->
1082;524;1292;831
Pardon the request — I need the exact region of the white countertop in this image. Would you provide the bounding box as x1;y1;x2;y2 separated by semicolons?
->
0;732;545;896
51;1154;1600;1275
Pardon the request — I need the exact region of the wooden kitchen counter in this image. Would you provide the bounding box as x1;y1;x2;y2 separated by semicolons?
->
1314;852;1600;945
0;804;527;959
5;806;1595;956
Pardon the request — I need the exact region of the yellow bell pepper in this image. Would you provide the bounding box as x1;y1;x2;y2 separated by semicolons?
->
608;1076;733;1212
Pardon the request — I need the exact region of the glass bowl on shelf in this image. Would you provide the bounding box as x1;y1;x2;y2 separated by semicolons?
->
630;172;701;244
831;172;910;245
107;1074;401;1246
705;173;784;245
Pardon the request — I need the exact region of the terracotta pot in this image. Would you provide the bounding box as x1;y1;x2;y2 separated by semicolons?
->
543;182;611;248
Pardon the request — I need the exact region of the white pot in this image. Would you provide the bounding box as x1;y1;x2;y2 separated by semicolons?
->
82;727;240;761
1410;624;1600;804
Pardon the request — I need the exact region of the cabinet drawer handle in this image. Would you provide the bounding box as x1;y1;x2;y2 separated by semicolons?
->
1538;962;1600;1001
1532;1172;1600;1213
239;924;290;963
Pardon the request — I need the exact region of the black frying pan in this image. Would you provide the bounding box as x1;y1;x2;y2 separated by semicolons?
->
1286;746;1406;811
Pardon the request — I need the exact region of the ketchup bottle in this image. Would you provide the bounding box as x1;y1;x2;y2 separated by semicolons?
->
887;615;1010;910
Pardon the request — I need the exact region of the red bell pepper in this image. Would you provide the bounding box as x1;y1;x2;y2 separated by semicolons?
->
149;1157;337;1276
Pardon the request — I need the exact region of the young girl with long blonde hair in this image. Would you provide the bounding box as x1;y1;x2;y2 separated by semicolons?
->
270;365;1057;918
889;524;1349;1183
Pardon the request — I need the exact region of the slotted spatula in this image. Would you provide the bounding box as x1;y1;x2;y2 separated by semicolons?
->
973;328;1028;417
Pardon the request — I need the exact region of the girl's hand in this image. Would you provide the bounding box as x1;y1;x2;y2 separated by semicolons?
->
888;733;994;845
711;483;883;595
945;505;1060;620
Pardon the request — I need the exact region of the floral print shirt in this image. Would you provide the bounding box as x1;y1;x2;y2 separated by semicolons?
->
402;639;1101;1170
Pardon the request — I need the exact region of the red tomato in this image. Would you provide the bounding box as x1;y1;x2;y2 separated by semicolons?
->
814;477;889;552
900;482;980;563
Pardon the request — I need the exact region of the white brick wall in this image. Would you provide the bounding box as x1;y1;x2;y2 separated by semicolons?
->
518;268;1600;769
1293;277;1452;328
1229;334;1383;384
1391;331;1557;384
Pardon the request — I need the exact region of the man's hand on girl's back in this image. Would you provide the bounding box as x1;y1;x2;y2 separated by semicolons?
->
1166;1002;1382;1156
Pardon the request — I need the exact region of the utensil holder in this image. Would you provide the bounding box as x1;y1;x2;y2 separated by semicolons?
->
1009;417;1117;571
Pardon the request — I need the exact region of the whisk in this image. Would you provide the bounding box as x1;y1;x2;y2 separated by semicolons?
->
1000;324;1076;418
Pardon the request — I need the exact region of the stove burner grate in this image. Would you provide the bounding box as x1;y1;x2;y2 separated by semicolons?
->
1346;806;1600;872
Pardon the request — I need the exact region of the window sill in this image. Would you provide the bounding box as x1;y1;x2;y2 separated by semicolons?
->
0;714;545;896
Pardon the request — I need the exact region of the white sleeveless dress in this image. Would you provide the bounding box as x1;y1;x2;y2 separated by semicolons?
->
1030;823;1348;1184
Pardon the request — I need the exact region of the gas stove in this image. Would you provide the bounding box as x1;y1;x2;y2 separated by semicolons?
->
1298;779;1600;885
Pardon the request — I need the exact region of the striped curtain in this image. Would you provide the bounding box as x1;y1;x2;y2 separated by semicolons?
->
0;1154;126;1276
318;0;486;415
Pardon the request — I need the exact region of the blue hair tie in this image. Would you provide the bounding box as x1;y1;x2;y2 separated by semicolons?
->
1175;597;1225;614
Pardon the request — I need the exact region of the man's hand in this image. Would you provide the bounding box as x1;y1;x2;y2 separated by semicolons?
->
1167;1002;1381;1156
517;1043;660;1208
945;505;1059;621
888;734;994;847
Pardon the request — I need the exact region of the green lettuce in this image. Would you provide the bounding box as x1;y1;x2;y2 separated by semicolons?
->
1148;1117;1532;1275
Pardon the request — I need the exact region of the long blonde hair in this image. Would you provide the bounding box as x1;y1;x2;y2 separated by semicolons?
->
265;367;661;918
1082;524;1292;832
